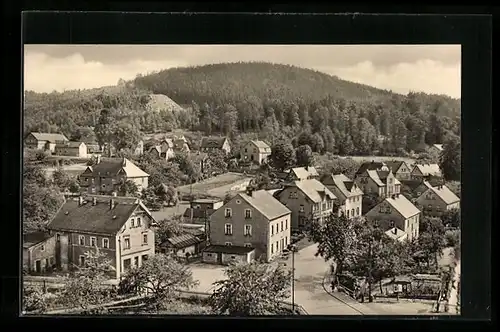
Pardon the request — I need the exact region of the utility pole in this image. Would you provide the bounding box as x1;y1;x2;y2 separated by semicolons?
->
368;236;373;303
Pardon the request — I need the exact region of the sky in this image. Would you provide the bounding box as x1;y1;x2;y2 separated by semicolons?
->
23;45;461;98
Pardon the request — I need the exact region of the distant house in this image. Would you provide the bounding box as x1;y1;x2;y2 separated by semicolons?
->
274;179;337;230
87;143;103;157
47;195;157;279
54;141;88;158
286;166;320;182
385;160;413;181
415;184;460;217
159;233;205;259
204;189;291;264
134;140;144;156
320;173;363;219
427;144;444;159
79;157;149;195
240;140;272;165
365;193;421;241
400;179;437;200
200;136;231;155
354;163;401;198
148;140;176;160
23;232;56;274
183;198;223;225
24;132;69;153
411;163;442;180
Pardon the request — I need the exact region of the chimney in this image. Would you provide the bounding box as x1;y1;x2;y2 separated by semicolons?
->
110;198;115;210
393;227;398;235
92;197;97;206
391;194;396;199
396;193;399;198
96;155;101;164
78;196;84;206
247;187;254;197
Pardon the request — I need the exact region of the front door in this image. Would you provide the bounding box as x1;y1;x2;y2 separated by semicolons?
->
35;260;41;273
217;253;223;264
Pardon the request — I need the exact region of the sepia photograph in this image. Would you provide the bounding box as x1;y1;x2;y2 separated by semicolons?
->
22;44;462;316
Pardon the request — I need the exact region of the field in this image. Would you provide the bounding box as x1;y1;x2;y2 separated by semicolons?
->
315;154;417;171
43;163;88;178
176;172;254;199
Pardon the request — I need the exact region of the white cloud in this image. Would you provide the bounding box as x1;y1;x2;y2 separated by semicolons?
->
24;51;461;98
23;52;187;92
317;59;461;98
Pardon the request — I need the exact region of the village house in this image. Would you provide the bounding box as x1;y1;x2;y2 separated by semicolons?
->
400;179;441;200
427;144;444;160
286;166;320;182
148;139;176;160
203;189;291;264
46;195;156;279
87;143;103;157
411;163;443;180
54;141;88;158
200;136;231;155
183;198;223;225
134;140;144;156
159;233;205;260
24;132;69;153
79;157;149;195
365;193;421;242
240;140;272;165
320;173;364;219
274;179;337;230
23;232;56;274
415;184;460;217
354;162;401;198
385;160;413;181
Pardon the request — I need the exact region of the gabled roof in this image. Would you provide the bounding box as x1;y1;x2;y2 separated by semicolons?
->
23;231;53;249
356;161;387;175
47;196;153;234
201;136;228;149
55;141;85;148
160;233;203;249
160;139;174;148
322;174;363;199
428;185;460;205
29;132;69;143
385;160;411;173
366;170;385;187
183;208;216;219
289;167;319;181
413;164;442;177
249;140;271;151
384;194;421;219
238;190;291;221
385;228;408;241
283;179;337;203
81;158;149;178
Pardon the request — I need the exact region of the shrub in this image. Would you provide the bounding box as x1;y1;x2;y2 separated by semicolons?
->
445;230;460;247
23;286;48;313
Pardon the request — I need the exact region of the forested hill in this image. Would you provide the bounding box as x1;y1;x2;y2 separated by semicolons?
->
24;61;461;156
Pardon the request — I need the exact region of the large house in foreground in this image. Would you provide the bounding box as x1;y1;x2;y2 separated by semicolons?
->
204;189;291;264
47;195;156;279
79;157;149;195
24;132;69;153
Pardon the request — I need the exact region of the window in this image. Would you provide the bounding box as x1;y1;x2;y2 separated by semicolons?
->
231;255;236;259
124;237;131;249
280;221;284;232
137;217;141;226
245;148;247;152
427;204;432;211
79;235;85;246
225;224;233;235
346;210;350;218
299;205;305;212
225;208;232;218
374;220;379;227
244;243;252;248
436;206;441;212
131;218;135;228
90;237;96;247
142;254;148;262
244;224;252;236
285;219;288;229
102;238;109;249
143;233;148;245
379;205;385;213
351;209;355;217
390;220;395;228
271;224;274;235
245;209;252;219
123;258;131;271
134;256;139;267
40;244;45;251
225;242;232;246
56;234;60;242
271;243;274;254
356;207;360;216
79;255;85;266
416;192;421;196
285;237;288;246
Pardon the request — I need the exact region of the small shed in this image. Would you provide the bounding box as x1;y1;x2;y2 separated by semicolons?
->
159;233;205;259
202;245;256;265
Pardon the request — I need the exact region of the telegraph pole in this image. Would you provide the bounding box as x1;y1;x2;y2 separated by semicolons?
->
368;236;373;303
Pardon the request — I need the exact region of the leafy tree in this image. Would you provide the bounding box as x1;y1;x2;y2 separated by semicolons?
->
22;285;48;313
417;217;446;268
209;262;291;315
155;184;178;207
295;144;314;167
205;149;228;176
120;253;198;309
270;141;296;172
440;134;461;181
154;216;185;245
322;157;361;180
71;126;97;143
112;121;142;152
94;109;116;157
117;179;139;197
442;208;461;228
52;168;72;191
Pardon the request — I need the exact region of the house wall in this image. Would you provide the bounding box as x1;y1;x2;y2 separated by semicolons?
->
55;145;87;158
267;214;291;262
344;194;363;218
81;173;148;195
202;251;218;264
416;190;460;218
222;140;231;155
25;236;57;274
24;135;45;150
221;252;251;265
365;200;420;241
355;176;384;197
172;244;197;258
240;142;271;165
394;164;412;181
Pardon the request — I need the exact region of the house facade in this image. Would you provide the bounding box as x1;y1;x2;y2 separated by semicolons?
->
411;163;442;180
23;232;57;274
47;195;156;279
240;140;272;165
200;136;231;155
415;184;460;217
286;166;320;182
54;141;88;158
148;140;176;160
204;189;291;264
427;144;444;160
24;132;69;153
365;193;421;241
79;157;149;195
355;168;401;198
183;198;223;225
274;179;337;230
385;161;413;181
320;173;363;219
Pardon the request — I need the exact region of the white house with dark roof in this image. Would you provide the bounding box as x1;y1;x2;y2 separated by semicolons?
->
411;163;443;180
200;136;231;155
385;160;413;181
47;195;157;279
204;189;291;264
240;140;272;165
24;132;69;153
365;193;421;241
79;157;149;195
321;173;363;218
355;167;401;198
286;166;320;181
415;184;460;217
274;179;337;230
